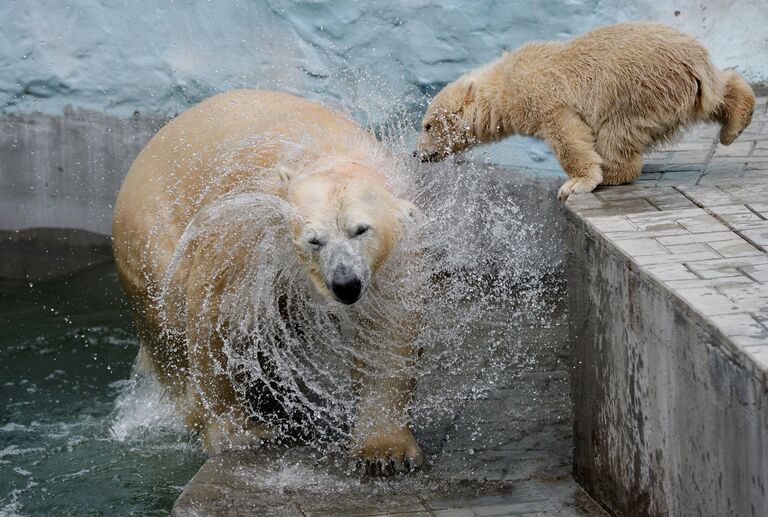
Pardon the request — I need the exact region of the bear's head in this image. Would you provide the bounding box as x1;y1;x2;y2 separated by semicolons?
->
286;161;419;305
415;76;478;162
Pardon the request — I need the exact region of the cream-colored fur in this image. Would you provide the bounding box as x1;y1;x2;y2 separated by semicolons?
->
415;22;755;200
113;90;423;473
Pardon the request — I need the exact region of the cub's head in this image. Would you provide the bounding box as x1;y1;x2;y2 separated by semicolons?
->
415;76;478;162
287;163;419;305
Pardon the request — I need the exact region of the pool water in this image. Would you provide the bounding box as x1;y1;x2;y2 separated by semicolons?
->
0;264;205;517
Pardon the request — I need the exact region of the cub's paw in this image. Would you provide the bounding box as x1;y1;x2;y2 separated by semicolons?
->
558;176;600;202
352;427;423;476
202;419;275;454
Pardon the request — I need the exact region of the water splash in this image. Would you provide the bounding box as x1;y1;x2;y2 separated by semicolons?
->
109;361;186;442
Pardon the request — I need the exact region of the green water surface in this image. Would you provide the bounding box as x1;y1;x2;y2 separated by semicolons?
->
0;264;205;516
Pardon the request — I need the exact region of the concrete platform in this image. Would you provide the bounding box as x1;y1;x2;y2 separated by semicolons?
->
566;96;768;516
172;450;607;517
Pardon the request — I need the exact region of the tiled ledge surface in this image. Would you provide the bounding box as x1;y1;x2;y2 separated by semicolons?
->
567;95;768;373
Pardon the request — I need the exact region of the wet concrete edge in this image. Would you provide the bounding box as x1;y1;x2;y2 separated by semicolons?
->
565;205;768;516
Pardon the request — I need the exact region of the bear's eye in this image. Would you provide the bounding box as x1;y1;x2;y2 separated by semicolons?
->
353;224;370;237
424;123;432;132
308;237;324;247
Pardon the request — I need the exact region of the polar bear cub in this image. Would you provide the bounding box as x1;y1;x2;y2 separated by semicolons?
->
415;23;755;200
113;90;423;474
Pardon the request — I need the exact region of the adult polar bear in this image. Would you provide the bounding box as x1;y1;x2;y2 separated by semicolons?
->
113;90;423;473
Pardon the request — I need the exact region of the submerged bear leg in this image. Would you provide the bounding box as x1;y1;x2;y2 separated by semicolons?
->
545;107;604;201
185;270;274;453
713;71;756;145
186;331;275;453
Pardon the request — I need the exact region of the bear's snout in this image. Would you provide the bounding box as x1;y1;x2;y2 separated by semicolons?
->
321;241;370;305
413;150;440;162
328;274;363;305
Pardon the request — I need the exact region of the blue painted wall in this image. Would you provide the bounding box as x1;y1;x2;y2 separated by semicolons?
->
2;0;766;120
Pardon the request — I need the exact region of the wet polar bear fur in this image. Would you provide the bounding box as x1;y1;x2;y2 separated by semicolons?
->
112;90;424;474
415;22;755;200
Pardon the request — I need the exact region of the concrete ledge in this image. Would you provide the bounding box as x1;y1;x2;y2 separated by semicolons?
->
567;212;768;515
565;96;768;516
0;108;167;237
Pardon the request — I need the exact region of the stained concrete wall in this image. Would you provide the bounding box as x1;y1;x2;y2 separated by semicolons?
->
0;109;165;235
566;214;768;516
0;110;165;279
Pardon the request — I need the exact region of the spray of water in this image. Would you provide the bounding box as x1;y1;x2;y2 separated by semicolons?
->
110;67;564;465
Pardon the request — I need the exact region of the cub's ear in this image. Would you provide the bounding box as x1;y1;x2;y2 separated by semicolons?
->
462;79;476;106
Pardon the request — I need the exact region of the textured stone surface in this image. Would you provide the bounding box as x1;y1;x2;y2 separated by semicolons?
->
565;96;768;516
173;450;607;517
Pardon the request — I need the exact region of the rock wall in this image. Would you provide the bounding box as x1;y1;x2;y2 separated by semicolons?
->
2;1;766;120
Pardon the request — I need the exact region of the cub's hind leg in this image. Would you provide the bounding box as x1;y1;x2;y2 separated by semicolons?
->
600;150;643;186
714;71;756;145
595;127;644;186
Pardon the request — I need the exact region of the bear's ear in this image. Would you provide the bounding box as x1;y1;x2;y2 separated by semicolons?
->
397;198;424;229
275;164;294;185
462;79;476;106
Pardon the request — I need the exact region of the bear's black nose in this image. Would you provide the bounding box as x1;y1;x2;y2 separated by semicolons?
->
418;151;440;162
329;276;362;305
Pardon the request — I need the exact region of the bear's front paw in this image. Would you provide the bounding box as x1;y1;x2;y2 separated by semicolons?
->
352;426;423;476
558;177;600;202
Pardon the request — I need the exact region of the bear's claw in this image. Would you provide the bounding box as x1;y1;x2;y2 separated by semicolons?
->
352;427;424;476
358;455;420;476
